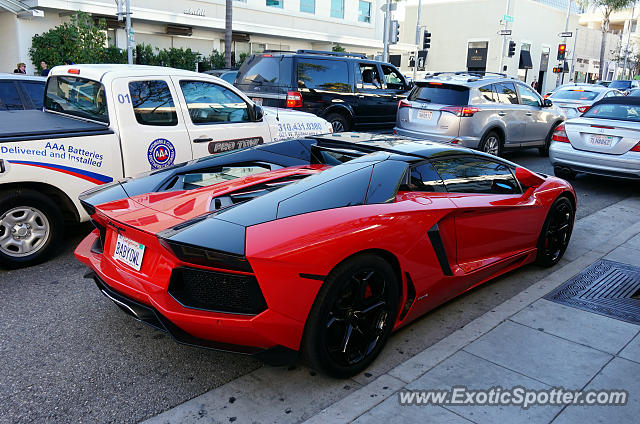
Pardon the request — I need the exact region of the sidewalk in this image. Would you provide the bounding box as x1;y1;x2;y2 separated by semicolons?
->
144;196;640;424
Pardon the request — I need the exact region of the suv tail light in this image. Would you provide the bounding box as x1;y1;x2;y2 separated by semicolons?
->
440;106;479;117
286;91;303;108
552;123;570;143
577;106;590;113
631;142;640;152
398;99;411;109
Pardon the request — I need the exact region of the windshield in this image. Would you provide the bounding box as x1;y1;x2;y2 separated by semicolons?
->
550;89;600;101
609;80;632;90
44;76;108;123
409;83;469;105
582;103;640;122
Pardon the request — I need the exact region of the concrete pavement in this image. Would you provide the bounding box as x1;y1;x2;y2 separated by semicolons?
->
144;196;640;423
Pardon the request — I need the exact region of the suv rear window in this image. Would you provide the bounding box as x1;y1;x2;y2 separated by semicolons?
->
236;55;293;94
408;82;469;106
296;58;350;92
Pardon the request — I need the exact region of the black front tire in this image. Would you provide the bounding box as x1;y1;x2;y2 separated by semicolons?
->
325;113;351;133
536;196;574;268
0;190;64;269
302;254;399;378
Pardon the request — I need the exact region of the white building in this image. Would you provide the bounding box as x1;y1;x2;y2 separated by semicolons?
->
399;0;583;94
0;0;415;74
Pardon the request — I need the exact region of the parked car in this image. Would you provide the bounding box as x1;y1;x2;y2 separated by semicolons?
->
76;132;576;377
0;64;331;268
548;85;622;118
394;72;565;156
0;73;46;110
235;50;411;132
203;68;239;84
608;79;640;94
550;96;640;179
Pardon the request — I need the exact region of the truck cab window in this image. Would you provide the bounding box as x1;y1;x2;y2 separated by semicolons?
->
180;81;250;125
129;80;178;126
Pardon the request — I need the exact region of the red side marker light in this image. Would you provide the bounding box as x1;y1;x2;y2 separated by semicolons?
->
67;69;80;75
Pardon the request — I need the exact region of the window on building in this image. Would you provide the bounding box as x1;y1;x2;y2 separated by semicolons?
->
179;81;250;124
266;0;283;8
129;80;178;126
331;0;344;18
358;1;371;23
300;0;315;13
432;157;520;195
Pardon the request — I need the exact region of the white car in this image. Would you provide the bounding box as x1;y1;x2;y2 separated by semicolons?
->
548;85;623;119
0;64;332;267
550;97;640;180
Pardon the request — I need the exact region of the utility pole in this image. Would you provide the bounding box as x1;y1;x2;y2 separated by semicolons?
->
623;2;637;79
561;0;572;83
413;0;422;81
116;0;133;64
499;0;511;74
382;0;391;62
570;27;578;80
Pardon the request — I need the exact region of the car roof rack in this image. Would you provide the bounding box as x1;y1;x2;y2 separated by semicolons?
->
296;49;368;59
262;49;296;54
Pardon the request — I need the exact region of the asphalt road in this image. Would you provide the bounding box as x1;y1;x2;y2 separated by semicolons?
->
0;148;637;423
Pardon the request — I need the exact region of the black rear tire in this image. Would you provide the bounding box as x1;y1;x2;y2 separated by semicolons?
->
536;196;574;268
479;131;503;156
0;190;64;269
539;123;560;157
325;112;351;133
302;254;399;378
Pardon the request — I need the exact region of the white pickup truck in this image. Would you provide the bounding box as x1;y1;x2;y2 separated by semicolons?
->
0;64;332;267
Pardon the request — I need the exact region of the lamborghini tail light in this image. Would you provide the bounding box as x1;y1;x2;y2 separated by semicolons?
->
577;105;590;113
286;91;303;108
440;106;479;117
552;123;570;143
159;239;253;272
631;142;640;152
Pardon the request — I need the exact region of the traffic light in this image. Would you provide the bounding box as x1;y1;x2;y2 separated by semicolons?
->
557;44;566;60
508;41;516;57
389;20;400;44
422;30;431;50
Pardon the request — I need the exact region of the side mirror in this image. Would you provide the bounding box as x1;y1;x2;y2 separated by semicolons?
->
515;167;545;188
543;99;553;107
253;104;264;122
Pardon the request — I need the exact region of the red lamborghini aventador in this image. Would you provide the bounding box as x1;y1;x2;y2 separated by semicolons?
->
75;133;576;377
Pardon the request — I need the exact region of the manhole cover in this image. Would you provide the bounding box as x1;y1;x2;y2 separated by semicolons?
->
544;260;640;325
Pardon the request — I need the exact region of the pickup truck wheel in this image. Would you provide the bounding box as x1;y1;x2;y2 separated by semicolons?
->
0;190;63;269
326;113;351;133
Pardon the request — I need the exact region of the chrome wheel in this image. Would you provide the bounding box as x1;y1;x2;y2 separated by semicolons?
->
331;120;345;132
0;206;51;257
325;267;392;367
482;135;500;156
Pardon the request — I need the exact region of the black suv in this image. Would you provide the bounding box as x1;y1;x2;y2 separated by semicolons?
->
235;50;411;132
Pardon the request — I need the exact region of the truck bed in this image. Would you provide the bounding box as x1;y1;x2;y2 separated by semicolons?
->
0;110;113;143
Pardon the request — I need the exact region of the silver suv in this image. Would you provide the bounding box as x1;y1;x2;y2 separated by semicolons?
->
394;72;565;156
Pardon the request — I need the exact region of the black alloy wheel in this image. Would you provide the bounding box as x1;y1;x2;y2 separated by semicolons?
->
303;254;399;377
536;197;574;267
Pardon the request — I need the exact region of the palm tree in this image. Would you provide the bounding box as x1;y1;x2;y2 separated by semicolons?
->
225;0;232;68
581;0;635;79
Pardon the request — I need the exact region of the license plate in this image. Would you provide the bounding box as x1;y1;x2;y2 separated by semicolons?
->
113;233;146;271
587;135;613;147
417;110;433;120
252;97;263;106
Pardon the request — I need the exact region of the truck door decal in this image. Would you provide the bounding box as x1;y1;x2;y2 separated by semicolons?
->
7;160;113;184
147;138;176;169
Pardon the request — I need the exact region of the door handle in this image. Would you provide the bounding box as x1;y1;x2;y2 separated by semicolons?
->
356;94;365;99
193;137;213;143
498;112;506;116
525;112;532;116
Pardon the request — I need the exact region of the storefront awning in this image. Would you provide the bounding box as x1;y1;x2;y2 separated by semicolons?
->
519;50;533;70
0;0;30;13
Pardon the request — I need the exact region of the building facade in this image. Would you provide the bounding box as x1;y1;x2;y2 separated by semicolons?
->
0;0;415;74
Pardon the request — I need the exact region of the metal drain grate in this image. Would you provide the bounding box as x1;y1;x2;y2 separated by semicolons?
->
544;260;640;325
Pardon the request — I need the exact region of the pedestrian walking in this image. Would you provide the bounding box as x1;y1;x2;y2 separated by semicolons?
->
40;60;50;76
13;63;26;74
531;78;538;90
